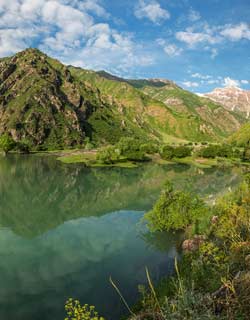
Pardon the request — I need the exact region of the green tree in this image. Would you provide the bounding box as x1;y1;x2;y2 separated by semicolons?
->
97;146;120;164
0;134;15;154
160;145;175;160
117;137;146;161
172;146;192;158
144;180;206;232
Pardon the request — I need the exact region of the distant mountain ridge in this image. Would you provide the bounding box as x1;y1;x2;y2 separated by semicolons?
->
0;48;245;149
203;87;250;118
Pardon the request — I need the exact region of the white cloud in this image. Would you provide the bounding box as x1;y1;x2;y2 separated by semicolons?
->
188;9;200;22
191;73;212;80
220;23;250;41
163;44;182;57
0;0;154;72
134;0;170;24
157;39;182;57
241;80;249;84
223;77;240;88
182;81;199;88
176;30;220;47
210;48;218;59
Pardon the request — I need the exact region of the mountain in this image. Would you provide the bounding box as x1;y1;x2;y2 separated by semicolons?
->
203;87;250;118
0;48;162;149
70;68;244;143
228;123;250;147
0;49;245;150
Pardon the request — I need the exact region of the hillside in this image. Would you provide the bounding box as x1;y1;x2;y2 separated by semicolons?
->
0;48;245;150
228;122;250;146
203;87;250;118
74;69;244;142
0;49;161;149
133;78;245;139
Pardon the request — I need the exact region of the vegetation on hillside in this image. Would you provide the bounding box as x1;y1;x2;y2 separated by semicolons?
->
136;175;250;319
228;123;250;147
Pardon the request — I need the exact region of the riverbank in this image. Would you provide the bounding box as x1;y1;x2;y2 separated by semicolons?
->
127;175;250;320
55;149;245;169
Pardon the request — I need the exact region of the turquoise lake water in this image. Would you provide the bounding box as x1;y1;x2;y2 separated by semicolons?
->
0;155;243;319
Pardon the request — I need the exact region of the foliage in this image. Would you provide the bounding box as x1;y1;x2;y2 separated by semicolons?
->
117;137;147;161
144;180;206;232
0;134;15;154
160;145;174;160
198;144;233;158
65;299;105;320
241;147;250;162
96;146;120;164
160;145;192;160
172;145;192;158
137;174;250;320
140;142;158;154
15;140;31;153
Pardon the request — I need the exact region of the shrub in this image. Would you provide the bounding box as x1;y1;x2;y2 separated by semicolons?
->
172;146;192;158
65;299;105;320
140;142;158;154
144;180;206;232
97;146;120;164
0;134;15;154
16;140;31;154
241;147;250;162
160;145;174;160
117;137;146;161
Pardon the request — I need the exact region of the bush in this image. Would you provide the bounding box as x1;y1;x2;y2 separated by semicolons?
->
117;137;147;161
65;299;105;320
97;146;120;164
16;141;31;154
198;144;233;159
144;180;206;232
140;142;158;154
160;145;174;160
0;134;15;154
172;146;192;158
241;147;250;162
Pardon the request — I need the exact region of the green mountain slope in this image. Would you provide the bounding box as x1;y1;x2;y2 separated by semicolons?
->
74;70;244;142
228;122;250;146
0;49;245;149
0;49;160;149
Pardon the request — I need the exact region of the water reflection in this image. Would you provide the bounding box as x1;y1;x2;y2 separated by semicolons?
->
0;155;243;237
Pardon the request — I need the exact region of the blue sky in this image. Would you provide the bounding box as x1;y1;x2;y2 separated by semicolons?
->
0;0;249;92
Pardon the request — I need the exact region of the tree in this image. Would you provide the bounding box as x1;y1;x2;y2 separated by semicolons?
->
0;134;15;155
144;180;206;232
160;145;175;160
16;140;31;154
172;146;192;158
97;146;120;164
117;137;146;161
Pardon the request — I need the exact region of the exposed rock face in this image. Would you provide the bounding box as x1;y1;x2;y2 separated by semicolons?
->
204;87;250;118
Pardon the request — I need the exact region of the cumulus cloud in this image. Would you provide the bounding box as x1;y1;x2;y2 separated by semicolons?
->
0;0;154;72
188;9;200;22
157;39;182;57
223;77;240;88
191;73;212;80
176;30;220;47
182;81;199;88
241;80;249;85
220;23;250;41
134;0;170;24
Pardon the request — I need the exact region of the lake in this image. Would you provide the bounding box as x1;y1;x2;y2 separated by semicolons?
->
0;155;243;320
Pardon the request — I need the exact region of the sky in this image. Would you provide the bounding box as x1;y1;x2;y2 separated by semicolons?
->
0;0;250;92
